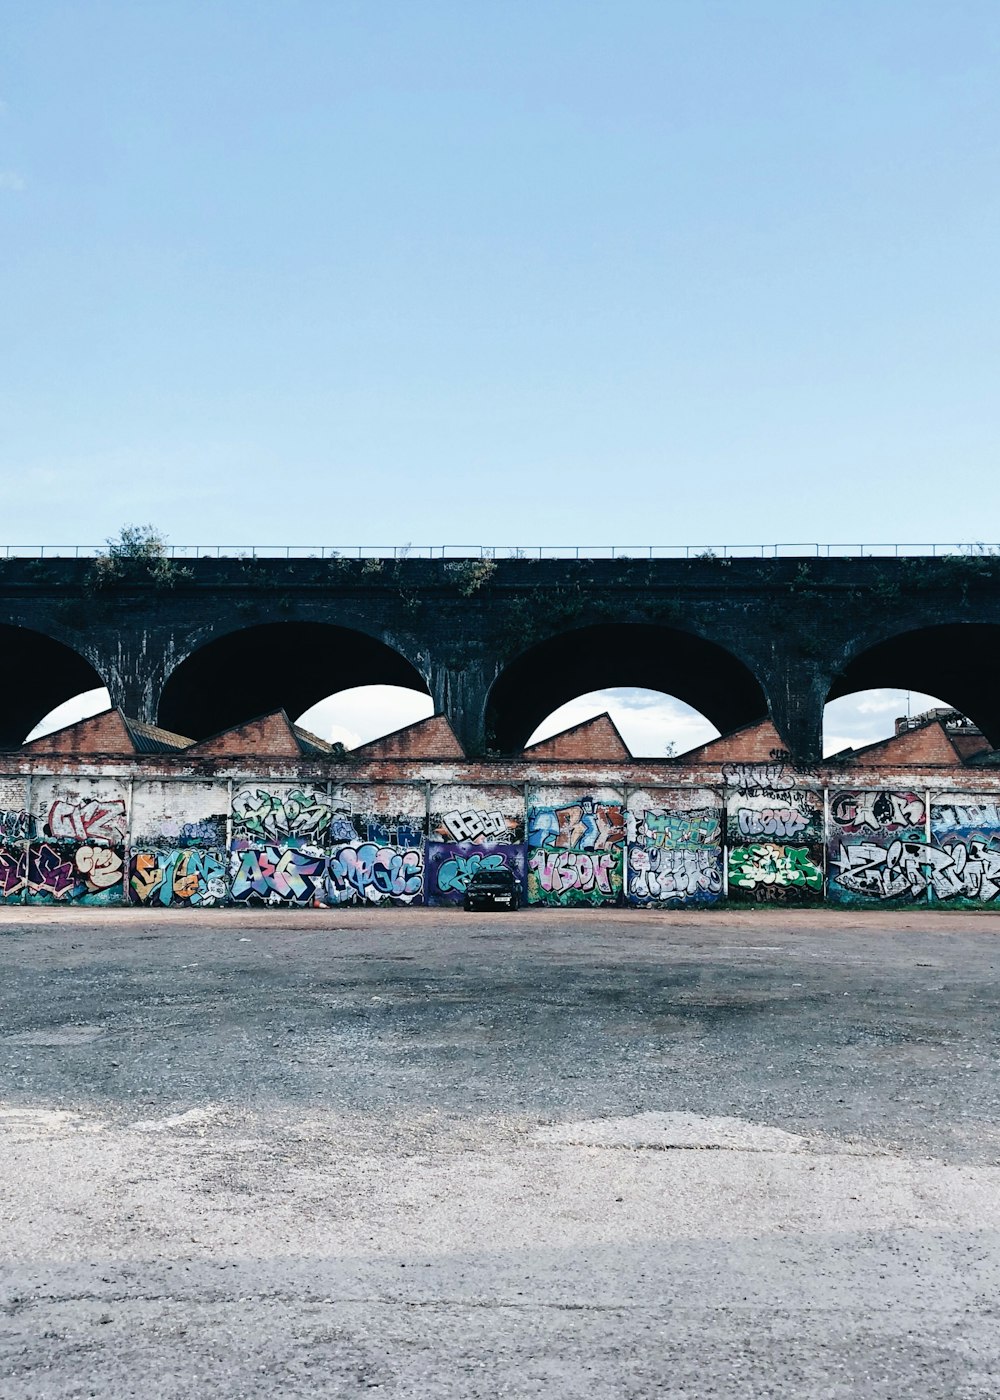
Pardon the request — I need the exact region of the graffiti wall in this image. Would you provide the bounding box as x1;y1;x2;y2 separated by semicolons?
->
20;779;128;905
228;783;426;906
128;779;229;908
3;771;1000;910
626;789;723;906
424;786;525;905
827;790;928;904
724;766;824;904
526;789;624;906
927;793;1000;905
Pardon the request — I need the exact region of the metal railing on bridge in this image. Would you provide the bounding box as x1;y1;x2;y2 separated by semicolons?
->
2;542;999;561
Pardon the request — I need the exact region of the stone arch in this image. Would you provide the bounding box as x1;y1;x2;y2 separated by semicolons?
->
0;625;107;748
157;622;430;740
826;622;1000;747
485;623;768;755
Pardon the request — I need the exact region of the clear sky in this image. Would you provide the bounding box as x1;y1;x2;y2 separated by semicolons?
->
4;3;995;748
4;0;1000;549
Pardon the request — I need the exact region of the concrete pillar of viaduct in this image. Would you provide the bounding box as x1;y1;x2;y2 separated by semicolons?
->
427;657;496;758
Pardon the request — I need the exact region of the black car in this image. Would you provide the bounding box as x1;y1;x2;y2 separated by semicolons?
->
463;866;521;911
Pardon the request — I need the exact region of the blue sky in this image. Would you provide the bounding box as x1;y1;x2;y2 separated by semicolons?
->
5;2;996;747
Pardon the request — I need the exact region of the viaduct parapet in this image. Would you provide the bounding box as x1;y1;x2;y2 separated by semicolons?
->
2;553;999;760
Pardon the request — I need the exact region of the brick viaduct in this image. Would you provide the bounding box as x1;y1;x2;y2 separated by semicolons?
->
2;554;999;758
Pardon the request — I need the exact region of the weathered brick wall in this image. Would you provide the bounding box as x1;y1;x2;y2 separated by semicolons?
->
2;743;999;911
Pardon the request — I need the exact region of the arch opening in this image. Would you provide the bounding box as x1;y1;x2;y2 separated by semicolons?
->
825;623;1000;754
0;626;106;748
296;685;435;750
487;624;767;754
26;687;113;743
526;687;720;758
157;622;430;741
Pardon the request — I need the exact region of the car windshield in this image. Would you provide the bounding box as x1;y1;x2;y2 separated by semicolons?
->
468;870;514;888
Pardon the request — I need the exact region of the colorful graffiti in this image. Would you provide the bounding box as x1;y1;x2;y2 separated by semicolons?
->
926;793;1000;904
830;790;925;835
327;842;423;904
529;848;619;902
9;775;1000;909
425;843;525;904
130;849;227;907
729;794;822;842
230;841;424;906
829;836;1000;903
828;790;927;904
727;843;823;902
231;788;345;846
0;845;25;899
527;799;623;852
626;804;723;906
527;799;624;905
230;845;327;905
138;817;228;848
0;809;33;842
24;842;125;903
629;845;722;903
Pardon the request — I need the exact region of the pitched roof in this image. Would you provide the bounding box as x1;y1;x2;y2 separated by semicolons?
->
351;713;464;759
522;712;631;761
22;708;193;755
186;709;342;758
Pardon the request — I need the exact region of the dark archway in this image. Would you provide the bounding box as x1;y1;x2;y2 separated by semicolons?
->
0;626;106;748
158;622;430;740
486;624;767;754
827;623;1000;747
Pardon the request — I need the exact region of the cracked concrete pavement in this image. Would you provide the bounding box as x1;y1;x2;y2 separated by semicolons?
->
2;905;1000;1397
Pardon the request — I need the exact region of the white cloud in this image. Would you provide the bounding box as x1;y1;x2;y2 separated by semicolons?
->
0;171;24;192
527;689;719;757
823;689;947;755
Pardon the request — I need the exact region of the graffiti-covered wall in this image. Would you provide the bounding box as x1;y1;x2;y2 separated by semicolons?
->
527;789;625;907
3;768;1000;908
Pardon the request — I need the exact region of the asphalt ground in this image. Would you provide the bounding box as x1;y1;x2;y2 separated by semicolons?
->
2;905;1000;1398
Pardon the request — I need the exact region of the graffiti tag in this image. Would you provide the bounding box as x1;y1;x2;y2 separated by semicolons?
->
529;849;617;897
728;844;823;893
832;838;1000;903
528;800;623;851
721;763;789;795
327;843;423;904
629;809;720;848
735;804;809;840
231;846;326;904
436;851;507;894
0;809;33;842
46;798;127;844
232;788;341;844
435;809;513;843
830;791;925;834
628;846;722;903
131;850;227;907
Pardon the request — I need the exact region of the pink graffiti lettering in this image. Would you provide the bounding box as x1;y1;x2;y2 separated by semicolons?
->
532;850;615;896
